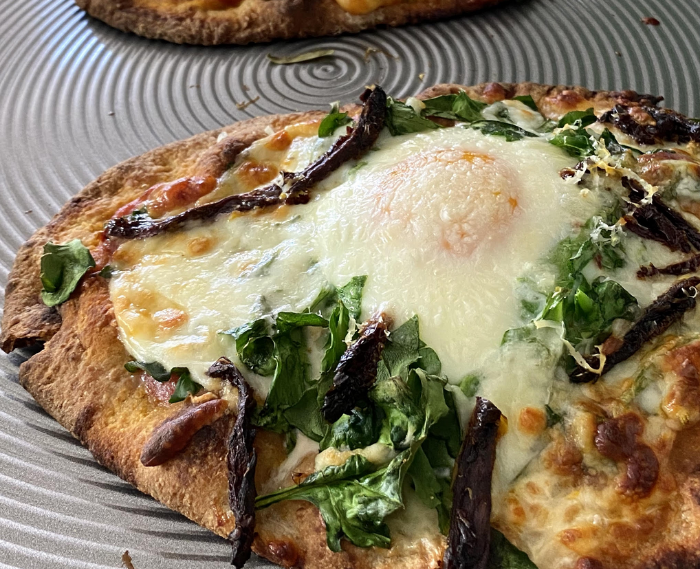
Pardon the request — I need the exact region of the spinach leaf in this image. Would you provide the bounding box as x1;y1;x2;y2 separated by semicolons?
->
256;326;312;433
98;265;114;279
320;406;383;451
428;389;462;457
124;361;201;404
381;316;421;380
321;300;350;374
276;312;328;333
549;127;595;157
318;103;352;138
557;108;596;128
124;360;171;381
512;95;538;112
488;529;538;569
169;368;203;403
40;240;96;307
422;91;487;122
417;345;441;375
408;447;442;509
222;319;276;376
542;209;637;357
459;373;481;397
337;275;366;321
256;451;409;551
472;120;537;142
600;128;641;155
385;97;439;136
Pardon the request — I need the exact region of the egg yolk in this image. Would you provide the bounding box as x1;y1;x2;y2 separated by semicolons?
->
365;149;520;257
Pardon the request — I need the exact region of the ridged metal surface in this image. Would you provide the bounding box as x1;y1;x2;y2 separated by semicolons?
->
0;0;698;566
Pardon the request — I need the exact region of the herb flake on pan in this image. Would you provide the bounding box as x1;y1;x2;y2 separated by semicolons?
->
318;102;353;138
267;49;335;65
40;240;96;307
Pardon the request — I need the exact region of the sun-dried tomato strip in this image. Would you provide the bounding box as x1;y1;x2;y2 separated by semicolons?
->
321;313;390;423
600;104;700;145
207;357;257;569
105;86;387;240
638;253;700;278
570;277;700;383
140;396;227;467
444;397;502;569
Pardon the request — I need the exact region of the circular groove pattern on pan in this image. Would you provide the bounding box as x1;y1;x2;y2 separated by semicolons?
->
0;0;699;566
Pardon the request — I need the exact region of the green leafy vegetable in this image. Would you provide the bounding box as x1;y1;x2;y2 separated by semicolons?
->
599;128;641;155
40;240;96;307
540;208;638;359
222;319;276;376
548;108;598;157
318;103;352;138
549;126;595;157
557;108;596;128
459;373;481;397
512;95;538;112
337;275;366;321
488;529;538;569
257;314;457;551
124;361;201;404
422;91;487;122
472;120;537;142
124;360;171;381
267;49;335;65
98;265;114;279
385;98;439;136
320;406;383;451
169;368;203;403
408;447;442;509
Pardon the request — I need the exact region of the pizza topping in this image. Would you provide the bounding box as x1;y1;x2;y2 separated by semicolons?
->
318;102;352;138
624;180;700;253
638;253;700;278
125;361;202;404
140;393;227;467
39;240;96;307
207;358;258;569
321;312;390;423
104;86;387;240
594;413;659;497
570;277;700;383
599;104;700;146
443;397;502;569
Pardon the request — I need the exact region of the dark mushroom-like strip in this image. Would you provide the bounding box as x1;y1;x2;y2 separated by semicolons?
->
140;395;228;467
321;313;390;423
638;253;700;278
599;104;700;146
444;397;502;569
207;357;257;569
105;86;387;240
570;277;700;383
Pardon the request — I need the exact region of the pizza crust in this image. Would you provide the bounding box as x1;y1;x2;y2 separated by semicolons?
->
75;0;504;45
4;82;700;569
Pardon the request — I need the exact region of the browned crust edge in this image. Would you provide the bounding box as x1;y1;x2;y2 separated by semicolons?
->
74;0;506;45
3;82;699;569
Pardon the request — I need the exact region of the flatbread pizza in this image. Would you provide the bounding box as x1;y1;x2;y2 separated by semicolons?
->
74;0;503;45
4;81;700;569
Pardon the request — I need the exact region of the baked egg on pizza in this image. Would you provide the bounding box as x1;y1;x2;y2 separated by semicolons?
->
4;82;700;569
